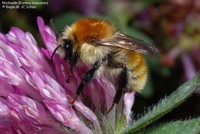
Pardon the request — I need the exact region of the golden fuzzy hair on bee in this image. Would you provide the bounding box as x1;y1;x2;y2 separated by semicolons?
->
62;18;116;47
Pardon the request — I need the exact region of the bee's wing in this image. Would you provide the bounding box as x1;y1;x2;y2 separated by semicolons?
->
95;32;158;55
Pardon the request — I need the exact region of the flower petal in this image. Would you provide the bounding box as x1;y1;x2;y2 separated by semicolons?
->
182;53;197;80
44;100;93;134
31;71;68;103
0;99;10;118
74;101;102;134
124;92;135;126
8;94;48;124
37;16;57;52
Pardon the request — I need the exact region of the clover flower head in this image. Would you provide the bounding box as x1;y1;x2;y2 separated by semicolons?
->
0;16;135;133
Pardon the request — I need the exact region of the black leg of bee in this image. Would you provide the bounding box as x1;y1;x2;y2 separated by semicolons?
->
107;67;127;114
66;52;79;83
70;63;99;105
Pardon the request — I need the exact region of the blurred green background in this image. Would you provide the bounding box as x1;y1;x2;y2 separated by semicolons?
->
1;0;200;124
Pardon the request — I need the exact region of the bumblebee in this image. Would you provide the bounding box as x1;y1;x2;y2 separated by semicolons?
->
51;18;158;112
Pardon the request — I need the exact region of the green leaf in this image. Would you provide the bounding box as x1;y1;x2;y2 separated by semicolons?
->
120;72;200;134
136;118;200;134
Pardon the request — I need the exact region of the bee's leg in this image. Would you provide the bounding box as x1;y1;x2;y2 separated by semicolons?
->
70;62;99;106
107;67;127;113
66;52;79;83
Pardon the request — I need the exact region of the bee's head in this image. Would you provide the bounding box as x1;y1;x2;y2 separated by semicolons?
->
51;38;73;62
51;18;115;61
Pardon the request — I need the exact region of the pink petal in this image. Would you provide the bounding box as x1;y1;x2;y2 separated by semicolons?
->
0;59;41;100
37;16;57;52
0;119;23;134
8;94;64;132
182;53;197;80
9;109;63;134
0;99;10;118
0;81;14;97
0;58;23;85
124;92;135;126
44;100;93;134
31;71;68;103
5;27;55;78
74;101;102;133
96;76;116;110
0;40;21;67
8;94;49;125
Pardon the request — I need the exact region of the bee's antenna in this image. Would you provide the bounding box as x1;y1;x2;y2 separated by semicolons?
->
51;45;61;61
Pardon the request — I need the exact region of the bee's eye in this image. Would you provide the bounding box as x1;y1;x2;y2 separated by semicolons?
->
64;39;72;50
63;39;73;60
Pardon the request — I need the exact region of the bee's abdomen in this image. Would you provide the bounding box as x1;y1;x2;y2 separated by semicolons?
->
126;53;147;92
